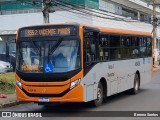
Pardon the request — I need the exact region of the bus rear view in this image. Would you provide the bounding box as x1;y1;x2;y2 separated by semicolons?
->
16;24;84;104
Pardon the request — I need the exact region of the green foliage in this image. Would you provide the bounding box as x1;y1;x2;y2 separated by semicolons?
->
0;73;15;94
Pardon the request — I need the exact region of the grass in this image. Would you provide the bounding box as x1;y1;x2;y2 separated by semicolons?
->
0;72;15;94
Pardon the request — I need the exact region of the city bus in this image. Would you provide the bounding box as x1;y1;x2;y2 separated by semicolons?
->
16;23;152;107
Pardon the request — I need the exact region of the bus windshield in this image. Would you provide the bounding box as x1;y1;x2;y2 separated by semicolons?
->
17;38;80;73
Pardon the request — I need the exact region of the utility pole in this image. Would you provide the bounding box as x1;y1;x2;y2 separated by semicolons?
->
18;0;55;24
152;0;157;50
148;0;160;49
42;0;55;24
42;0;51;24
153;0;156;50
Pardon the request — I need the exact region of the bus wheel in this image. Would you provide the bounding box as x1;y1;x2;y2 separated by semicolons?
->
91;82;103;107
130;73;140;94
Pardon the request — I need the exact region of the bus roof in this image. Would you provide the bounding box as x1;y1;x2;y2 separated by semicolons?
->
19;22;152;37
97;26;152;36
81;24;152;37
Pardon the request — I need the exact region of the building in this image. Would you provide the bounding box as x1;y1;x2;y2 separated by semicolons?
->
0;0;160;69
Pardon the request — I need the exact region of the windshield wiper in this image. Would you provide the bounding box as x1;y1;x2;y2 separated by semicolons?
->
30;39;41;56
48;37;63;55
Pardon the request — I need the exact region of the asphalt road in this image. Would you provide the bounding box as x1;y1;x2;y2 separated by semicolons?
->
0;71;160;120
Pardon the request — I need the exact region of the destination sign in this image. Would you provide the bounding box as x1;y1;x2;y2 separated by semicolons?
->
20;26;77;37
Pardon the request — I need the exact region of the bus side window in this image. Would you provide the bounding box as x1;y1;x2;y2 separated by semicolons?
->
99;34;109;61
139;37;147;57
121;36;131;59
85;39;97;62
131;37;139;58
146;37;152;57
84;31;98;63
110;35;120;60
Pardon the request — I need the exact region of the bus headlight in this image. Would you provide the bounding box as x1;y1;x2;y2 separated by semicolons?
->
70;79;81;90
16;80;22;89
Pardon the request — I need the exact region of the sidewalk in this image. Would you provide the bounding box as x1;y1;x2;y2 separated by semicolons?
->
0;66;160;109
0;94;21;108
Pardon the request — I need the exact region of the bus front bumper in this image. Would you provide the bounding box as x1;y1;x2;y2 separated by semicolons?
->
16;84;84;103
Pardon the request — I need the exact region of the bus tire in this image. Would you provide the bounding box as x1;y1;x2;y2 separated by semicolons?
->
90;82;103;107
130;73;140;94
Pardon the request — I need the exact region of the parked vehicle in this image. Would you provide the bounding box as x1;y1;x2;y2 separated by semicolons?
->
0;53;16;72
0;61;13;73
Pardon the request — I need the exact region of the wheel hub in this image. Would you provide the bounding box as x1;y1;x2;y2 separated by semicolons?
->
97;88;102;102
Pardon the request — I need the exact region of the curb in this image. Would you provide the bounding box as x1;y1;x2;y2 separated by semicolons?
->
0;101;27;108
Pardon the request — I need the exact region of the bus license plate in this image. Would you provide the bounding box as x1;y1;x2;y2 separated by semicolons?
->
39;97;50;102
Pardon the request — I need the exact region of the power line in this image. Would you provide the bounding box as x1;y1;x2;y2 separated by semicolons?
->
54;0;129;21
55;5;130;23
14;0;139;23
53;0;135;22
54;0;125;20
56;0;143;22
54;9;131;28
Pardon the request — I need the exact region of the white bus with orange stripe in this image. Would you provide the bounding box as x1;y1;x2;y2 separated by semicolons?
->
16;23;152;107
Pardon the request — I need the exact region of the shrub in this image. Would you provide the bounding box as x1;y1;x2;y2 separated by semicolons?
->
0;73;15;94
